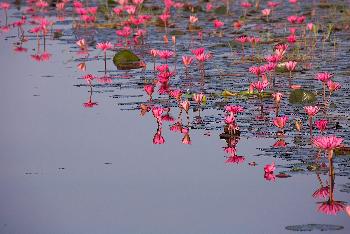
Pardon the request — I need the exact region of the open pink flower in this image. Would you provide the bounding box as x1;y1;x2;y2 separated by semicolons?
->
195;52;212;63
312;136;343;151
157;50;174;60
304;106;320;117
241;2;252;8
159;13;170;23
0;2;10;10
116;26;132;38
273;116;288;129
262;8;271;16
275;44;289;51
193;93;204;105
251;81;269;93
169;89;182;101
213;19;224;29
287;15;298;24
225;105;244;115
96;41;113;51
191;47;205;56
150;49;159;57
315;119;328;132
182;55;193;67
327;80;341;93
285;61;297;71
249;65;265;77
156;64;169;73
189;15;198;24
287;34;297;44
235;35;248;44
267;1;280;8
315;72;333;83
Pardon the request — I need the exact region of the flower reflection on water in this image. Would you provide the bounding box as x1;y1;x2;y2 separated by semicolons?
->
1;0;349;232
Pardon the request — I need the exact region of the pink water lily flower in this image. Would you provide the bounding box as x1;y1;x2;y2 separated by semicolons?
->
327;80;341;93
156;64;169;73
213;19;224;29
236;35;248;44
0;2;10;10
262;8;271;16
169;89;182;101
312;136;343;151
315;119;328;133
315;72;333;83
264;162;275;174
251;81;269;93
189;15;198;24
157;50;174;60
273;116;288;129
225;105;244;115
150;49;159;57
144;85;154;98
96;41;113;51
267;1;280;8
241;2;252;8
182;55;193;67
304;106;320;117
193;93;204;105
285;61;297;71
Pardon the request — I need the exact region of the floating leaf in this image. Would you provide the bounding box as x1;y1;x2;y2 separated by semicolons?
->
113;50;142;70
289;89;317;104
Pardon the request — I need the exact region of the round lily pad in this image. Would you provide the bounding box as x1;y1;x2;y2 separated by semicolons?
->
289;89;317;104
113;50;142;70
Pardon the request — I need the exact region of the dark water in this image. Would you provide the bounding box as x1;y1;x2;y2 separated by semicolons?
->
0;1;350;233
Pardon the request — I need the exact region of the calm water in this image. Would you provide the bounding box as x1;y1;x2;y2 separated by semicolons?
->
0;1;350;233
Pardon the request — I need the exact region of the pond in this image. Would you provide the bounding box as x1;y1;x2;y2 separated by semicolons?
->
0;0;349;233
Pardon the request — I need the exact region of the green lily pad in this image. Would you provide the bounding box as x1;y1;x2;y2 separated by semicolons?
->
113;50;142;70
289;89;317;104
169;30;186;36
187;24;202;32
334;146;350;156
214;5;227;15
